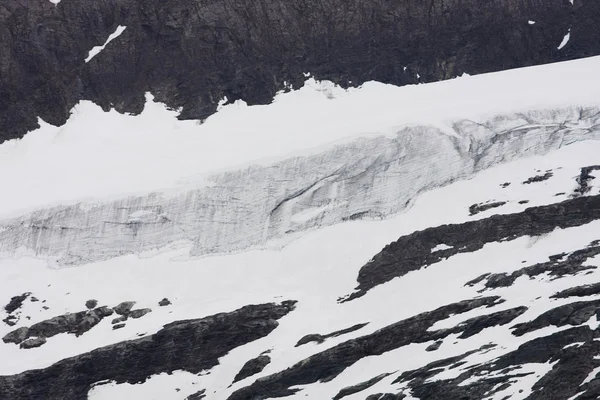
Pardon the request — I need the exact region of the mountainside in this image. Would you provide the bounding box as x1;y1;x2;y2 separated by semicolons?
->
2;51;600;398
2;0;600;142
2;2;600;400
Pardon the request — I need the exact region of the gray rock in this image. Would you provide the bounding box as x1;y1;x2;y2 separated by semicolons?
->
113;302;136;316
426;341;442;352
19;337;46;349
158;298;171;307
4;293;30;313
85;300;98;309
2;327;29;344
129;308;151;319
0;301;296;399
112;323;126;330
112;316;127;324
232;355;271;383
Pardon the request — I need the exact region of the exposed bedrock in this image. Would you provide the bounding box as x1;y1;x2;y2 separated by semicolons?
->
347;192;600;301
1;107;599;265
0;301;296;400
226;296;524;399
2;0;599;142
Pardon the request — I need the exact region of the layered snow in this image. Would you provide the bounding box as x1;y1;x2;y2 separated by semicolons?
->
1;106;599;265
2;56;600;218
85;26;127;63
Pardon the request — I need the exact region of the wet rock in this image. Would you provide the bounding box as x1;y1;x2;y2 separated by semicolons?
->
469;201;507;216
19;337;46;349
129;309;152;319
518;200;530;204
232;355;271;383
30;297;39;303
85;300;98;310
4;293;31;314
0;301;296;400
113;301;136;316
158;298;171;307
500;182;511;188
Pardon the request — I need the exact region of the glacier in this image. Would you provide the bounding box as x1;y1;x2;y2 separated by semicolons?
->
1;106;599;265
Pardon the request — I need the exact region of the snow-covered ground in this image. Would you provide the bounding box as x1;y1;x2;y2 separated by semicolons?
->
2;56;600;400
2;138;600;399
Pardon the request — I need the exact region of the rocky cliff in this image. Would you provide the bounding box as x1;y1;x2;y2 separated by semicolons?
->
2;0;599;142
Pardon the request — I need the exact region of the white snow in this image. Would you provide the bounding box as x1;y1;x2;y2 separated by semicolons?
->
431;244;453;252
581;366;600;386
85;26;127;63
1;140;599;400
558;29;571;50
528;20;536;25
2;56;600;218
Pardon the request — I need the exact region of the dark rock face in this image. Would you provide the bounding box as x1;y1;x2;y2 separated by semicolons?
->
232;355;271;383
390;326;600;400
4;293;30;314
346;194;600;301
295;322;369;347
227;297;524;400
512;299;600;336
2;0;600;143
0;301;296;400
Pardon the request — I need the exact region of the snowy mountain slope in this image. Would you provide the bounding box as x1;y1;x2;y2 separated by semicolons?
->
1;56;600;400
1;140;600;400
